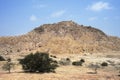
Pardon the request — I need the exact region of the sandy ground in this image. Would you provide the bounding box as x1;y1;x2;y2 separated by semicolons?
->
0;53;120;80
0;66;119;80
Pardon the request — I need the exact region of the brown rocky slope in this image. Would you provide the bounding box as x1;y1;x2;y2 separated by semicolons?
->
0;21;120;55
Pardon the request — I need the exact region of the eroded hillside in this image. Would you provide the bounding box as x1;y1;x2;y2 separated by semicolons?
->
0;21;120;55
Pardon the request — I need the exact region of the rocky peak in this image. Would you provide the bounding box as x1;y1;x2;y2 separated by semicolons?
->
57;20;78;26
33;21;107;41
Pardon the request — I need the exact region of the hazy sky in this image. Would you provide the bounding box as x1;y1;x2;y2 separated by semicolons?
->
0;0;120;37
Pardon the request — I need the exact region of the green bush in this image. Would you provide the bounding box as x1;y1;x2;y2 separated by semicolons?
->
72;61;82;66
80;59;85;63
72;59;85;66
101;62;108;67
66;58;70;61
0;55;5;61
19;52;58;73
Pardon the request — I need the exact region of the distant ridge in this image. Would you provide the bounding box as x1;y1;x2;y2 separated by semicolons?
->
0;21;120;55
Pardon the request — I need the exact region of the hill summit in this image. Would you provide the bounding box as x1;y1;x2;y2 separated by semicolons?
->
33;20;107;41
0;21;120;55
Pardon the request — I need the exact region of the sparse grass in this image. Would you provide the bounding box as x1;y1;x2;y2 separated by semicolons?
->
0;65;119;80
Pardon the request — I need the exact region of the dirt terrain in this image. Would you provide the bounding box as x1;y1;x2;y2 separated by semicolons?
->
0;68;119;80
0;52;120;80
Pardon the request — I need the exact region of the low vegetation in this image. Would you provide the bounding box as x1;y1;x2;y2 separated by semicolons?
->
72;59;85;66
0;55;5;61
50;55;57;58
101;62;108;67
19;52;58;73
2;58;14;73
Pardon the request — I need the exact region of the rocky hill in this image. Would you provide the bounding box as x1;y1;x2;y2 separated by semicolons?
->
0;21;120;55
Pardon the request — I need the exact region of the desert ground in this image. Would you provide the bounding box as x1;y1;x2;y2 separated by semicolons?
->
0;52;120;80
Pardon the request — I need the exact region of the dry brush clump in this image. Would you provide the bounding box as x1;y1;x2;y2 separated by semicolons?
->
87;63;100;74
2;58;14;73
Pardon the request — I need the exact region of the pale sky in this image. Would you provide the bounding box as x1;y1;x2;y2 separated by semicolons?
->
0;0;120;37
